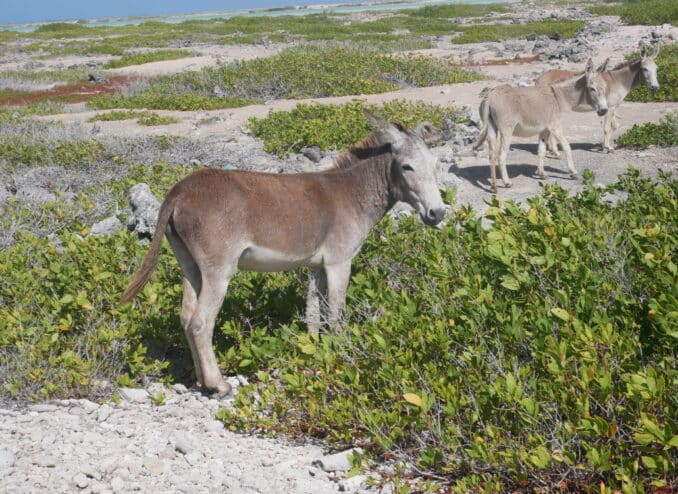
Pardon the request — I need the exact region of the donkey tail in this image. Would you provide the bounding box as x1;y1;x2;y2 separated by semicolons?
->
119;193;177;305
473;98;491;151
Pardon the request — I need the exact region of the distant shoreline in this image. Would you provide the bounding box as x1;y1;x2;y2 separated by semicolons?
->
1;0;515;32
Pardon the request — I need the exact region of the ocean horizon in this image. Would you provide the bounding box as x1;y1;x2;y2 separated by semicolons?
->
1;0;515;32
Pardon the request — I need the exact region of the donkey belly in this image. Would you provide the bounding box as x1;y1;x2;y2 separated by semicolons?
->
513;123;544;138
237;245;322;272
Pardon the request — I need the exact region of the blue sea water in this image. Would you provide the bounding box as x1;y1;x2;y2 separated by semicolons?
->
1;0;516;32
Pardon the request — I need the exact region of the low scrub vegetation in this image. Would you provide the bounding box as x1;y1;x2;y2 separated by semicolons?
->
88;93;257;111
247;100;462;157
626;44;678;102
453;19;585;44
95;46;480;110
102;49;194;69
617;112;678;148
88;110;179;126
1;170;675;492
589;0;677;26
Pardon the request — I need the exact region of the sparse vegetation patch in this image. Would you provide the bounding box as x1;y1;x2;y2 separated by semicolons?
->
617;112;678;148
103;49;194;69
453;19;586;44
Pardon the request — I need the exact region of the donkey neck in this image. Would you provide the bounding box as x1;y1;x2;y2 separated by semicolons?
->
608;60;642;103
551;77;589;111
328;151;395;229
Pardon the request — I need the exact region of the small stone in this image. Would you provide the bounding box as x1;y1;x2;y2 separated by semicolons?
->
184;451;202;466
118;387;149;404
74;473;89;489
30;403;58;413
0;449;16;469
90;217;123;236
300;146;323;163
172;383;188;394
206;420;223;433
312;448;363;473
77;399;100;413
143;456;166;475
97;404;113;423
110;476;125;492
34;456;57;468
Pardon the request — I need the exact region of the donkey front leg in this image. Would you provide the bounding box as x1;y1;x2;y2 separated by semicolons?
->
324;262;352;330
186;266;235;396
550;127;577;178
306;267;327;335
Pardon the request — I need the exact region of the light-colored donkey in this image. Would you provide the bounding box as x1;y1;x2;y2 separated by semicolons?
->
119;112;446;396
536;44;660;152
473;59;609;192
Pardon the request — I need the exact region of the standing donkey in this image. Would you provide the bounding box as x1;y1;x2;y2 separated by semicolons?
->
536;44;660;152
473;59;609;192
119;111;446;396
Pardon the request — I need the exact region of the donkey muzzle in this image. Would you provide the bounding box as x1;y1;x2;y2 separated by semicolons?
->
422;207;446;226
597;107;608;116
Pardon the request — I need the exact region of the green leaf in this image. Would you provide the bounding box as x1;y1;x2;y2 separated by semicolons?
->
403;393;422;407
500;274;520;291
550;307;570;321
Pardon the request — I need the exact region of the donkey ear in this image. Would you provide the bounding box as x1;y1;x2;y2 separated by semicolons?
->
585;58;594;74
363;108;407;149
413;122;442;145
651;43;660;58
597;57;610;72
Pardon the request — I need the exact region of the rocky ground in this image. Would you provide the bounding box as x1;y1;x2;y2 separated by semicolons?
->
1;2;677;493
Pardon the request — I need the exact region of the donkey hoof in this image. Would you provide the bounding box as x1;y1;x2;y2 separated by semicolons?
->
569;172;578;179
211;382;232;399
504;182;513;189
538;173;548;179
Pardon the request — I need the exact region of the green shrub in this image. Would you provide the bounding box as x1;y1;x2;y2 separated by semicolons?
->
625;44;678;102
215;170;677;491
247;100;463;157
589;0;677;26
453;19;585;44
1;168;676;490
103;49;194;69
88;93;258;111
617;113;678;148
0;137;105;169
87;110;179;126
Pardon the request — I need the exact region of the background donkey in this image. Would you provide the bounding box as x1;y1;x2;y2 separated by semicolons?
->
119;112;446;395
474;59;609;192
536;43;660;152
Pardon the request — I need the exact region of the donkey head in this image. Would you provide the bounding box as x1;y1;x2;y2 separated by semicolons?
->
584;58;609;116
365;111;446;226
640;43;660;92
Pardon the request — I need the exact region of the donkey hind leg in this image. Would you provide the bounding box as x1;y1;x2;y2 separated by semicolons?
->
185;264;236;396
498;132;512;189
546;131;560;158
486;129;499;193
602;110;617;152
306;267;327;335
550;127;577;177
325;262;352;330
537;130;549;179
167;231;203;386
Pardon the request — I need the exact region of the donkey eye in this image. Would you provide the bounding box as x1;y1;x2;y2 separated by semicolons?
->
402;164;414;172
590;87;596;92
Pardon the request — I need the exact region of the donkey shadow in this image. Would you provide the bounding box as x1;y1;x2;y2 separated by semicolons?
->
449;162;577;193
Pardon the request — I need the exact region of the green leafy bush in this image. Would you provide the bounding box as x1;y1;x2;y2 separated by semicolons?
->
617;113;678;148
2;169;675;491
88;110;179;126
247;100;463;157
0;137;105;170
103;49;194;69
625;44;678;102
589;0;678;26
102;46;480;106
88;93;258;111
453;19;585;44
214;170;677;491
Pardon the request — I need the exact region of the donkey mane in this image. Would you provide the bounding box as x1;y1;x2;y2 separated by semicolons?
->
610;57;640;71
333;125;404;170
